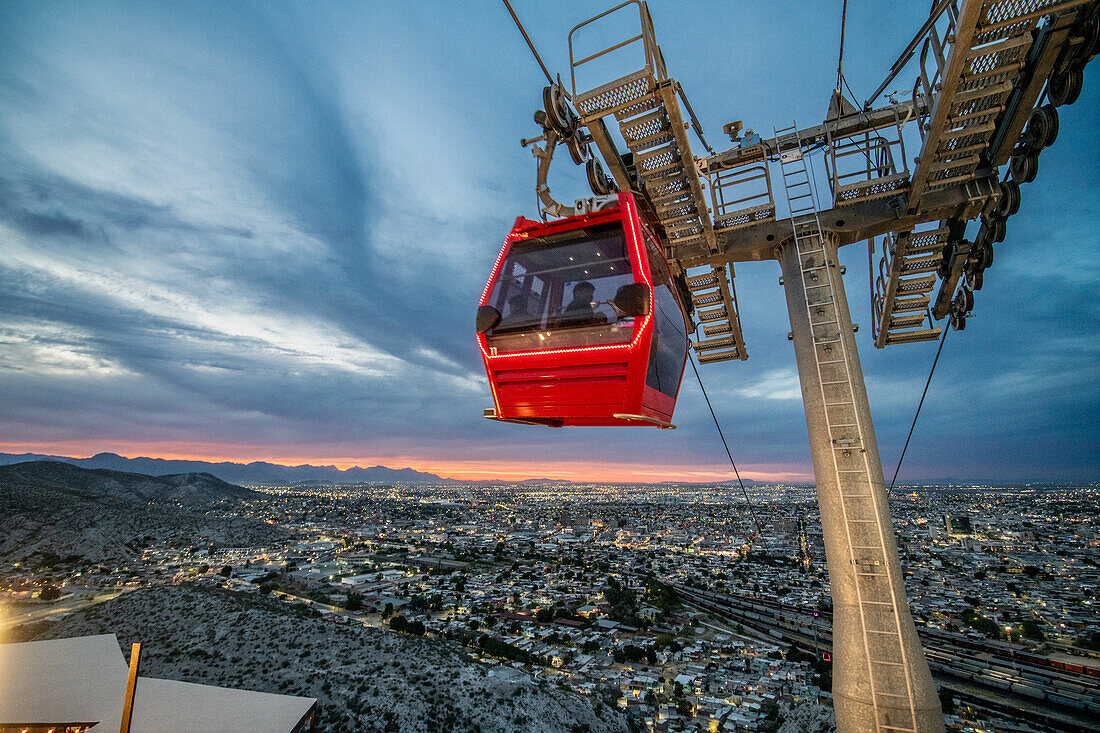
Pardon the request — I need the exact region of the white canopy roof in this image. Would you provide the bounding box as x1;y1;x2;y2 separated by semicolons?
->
0;634;315;732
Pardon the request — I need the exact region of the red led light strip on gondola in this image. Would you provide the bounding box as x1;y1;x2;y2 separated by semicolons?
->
478;194;654;361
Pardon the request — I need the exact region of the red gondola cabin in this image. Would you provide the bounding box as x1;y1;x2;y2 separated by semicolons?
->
476;192;689;428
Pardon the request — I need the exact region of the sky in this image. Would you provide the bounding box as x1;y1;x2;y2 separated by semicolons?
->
0;1;1097;483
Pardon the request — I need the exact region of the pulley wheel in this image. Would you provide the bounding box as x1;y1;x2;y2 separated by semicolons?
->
978;240;995;270
975;222;992;254
985;215;1006;244
967;269;984;292
1077;14;1098;64
1010;152;1038;184
587;157;614;196
542;84;573;135
957;286;975;314
997;179;1021;218
949;287;972;330
1025;105;1058;150
566;133;591;166
1049;68;1083;106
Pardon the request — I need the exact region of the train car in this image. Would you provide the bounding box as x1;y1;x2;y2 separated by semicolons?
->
476;192;690;428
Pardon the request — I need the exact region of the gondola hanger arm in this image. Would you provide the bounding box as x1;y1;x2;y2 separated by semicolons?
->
532;131;577;219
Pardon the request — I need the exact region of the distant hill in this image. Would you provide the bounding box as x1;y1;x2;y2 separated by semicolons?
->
0;452;764;487
0;460;257;505
30;584;628;733
0;452;458;486
0;461;291;565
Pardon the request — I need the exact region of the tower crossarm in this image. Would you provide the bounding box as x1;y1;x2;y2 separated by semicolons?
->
693;174;998;267
701;100;928;176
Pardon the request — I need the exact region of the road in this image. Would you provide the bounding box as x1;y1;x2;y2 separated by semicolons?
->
0;587;134;638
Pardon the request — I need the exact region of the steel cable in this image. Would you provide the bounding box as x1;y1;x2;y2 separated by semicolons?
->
837;0;849;92
687;353;768;548
502;0;555;87
889;324;950;491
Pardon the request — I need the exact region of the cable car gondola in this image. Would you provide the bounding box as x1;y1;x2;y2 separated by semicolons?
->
476;192;689;428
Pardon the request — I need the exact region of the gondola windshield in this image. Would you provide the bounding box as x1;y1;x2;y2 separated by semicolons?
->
485;222;639;353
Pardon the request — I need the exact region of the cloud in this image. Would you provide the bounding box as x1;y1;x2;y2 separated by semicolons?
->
0;3;488;442
734;369;802;400
0;1;1096;481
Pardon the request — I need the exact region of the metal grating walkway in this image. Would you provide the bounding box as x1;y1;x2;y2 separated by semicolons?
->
569;1;747;362
908;0;1090;206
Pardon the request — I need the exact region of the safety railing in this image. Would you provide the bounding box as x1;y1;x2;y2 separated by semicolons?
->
568;0;666;104
709;164;775;232
827;126;910;206
870;226;945;347
910;2;960;146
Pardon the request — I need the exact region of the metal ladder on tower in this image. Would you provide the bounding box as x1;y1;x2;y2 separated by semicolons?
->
774;122;919;733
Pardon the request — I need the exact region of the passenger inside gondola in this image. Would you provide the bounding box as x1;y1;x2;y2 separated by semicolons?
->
498;293;536;331
484;222;637;352
478;193;690;427
561;281;607;326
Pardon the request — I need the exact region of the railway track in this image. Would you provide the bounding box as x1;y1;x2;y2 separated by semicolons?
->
672;583;1100;729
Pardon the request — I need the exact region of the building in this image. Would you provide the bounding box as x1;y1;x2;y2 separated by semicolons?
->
944;514;973;536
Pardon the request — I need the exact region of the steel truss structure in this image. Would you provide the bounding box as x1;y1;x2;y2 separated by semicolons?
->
513;2;1098;731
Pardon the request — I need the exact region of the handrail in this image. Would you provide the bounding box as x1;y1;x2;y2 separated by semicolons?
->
826;117;911;206
640;3;666;80
573;34;644;68
915;38;937;144
830;135;897;186
568;0;660;98
711;165;772;212
870;238;881;340
676;82;714;155
912;75;927;143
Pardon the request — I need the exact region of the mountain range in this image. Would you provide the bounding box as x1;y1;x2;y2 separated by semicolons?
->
0;451;460;486
0;452;761;487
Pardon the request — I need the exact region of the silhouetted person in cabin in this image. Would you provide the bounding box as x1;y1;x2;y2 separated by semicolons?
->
498;293;534;331
562;281;606;326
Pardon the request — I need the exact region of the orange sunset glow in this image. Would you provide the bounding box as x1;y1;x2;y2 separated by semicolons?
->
1;442;812;483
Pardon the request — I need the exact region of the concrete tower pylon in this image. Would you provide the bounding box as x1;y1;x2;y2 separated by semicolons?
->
778;232;944;733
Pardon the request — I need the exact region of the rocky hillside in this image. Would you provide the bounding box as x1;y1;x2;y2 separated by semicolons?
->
31;585;629;733
0;461;290;565
0;460;258;505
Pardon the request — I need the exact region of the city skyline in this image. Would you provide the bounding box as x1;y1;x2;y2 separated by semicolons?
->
2;449;1092;486
1;1;1098;483
7;457;1097;732
0;448;803;483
